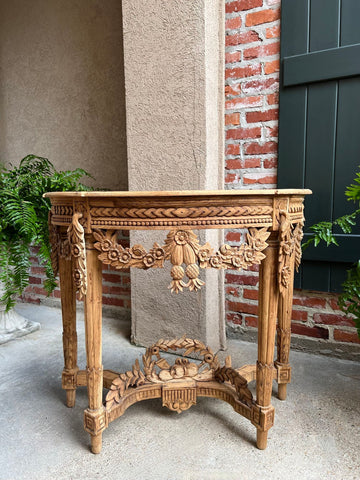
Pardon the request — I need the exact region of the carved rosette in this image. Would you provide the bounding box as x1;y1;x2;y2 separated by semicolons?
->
67;212;87;299
93;227;270;293
278;211;304;295
105;336;254;413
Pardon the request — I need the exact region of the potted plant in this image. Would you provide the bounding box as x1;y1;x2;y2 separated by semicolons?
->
0;154;92;343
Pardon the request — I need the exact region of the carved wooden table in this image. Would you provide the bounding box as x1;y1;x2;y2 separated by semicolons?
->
45;189;311;454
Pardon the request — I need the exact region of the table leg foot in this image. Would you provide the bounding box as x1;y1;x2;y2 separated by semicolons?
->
256;430;268;450
66;390;76;408
91;434;102;454
278;383;287;401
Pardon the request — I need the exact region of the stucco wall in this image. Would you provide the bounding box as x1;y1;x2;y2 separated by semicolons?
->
0;0;127;190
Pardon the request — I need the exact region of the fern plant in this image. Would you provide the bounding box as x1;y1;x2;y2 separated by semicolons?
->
0;154;92;311
303;168;360;337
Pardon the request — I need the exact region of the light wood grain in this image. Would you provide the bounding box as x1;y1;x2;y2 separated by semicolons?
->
49;189;309;453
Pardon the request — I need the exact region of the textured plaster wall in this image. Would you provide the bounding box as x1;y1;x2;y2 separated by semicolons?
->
0;0;127;190
123;0;225;349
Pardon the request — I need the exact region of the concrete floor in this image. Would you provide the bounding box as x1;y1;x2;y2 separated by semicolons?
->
0;304;359;480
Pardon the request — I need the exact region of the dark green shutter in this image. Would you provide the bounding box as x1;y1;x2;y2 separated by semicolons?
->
278;0;360;292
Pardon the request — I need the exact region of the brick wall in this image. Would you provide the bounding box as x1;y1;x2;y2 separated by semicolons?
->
23;0;359;357
224;0;359;356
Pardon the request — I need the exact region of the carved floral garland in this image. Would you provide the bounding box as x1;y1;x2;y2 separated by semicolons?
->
105;336;253;411
67;212;87;299
93;227;270;293
278;211;304;295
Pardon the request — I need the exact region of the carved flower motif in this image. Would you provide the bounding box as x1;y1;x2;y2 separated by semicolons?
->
71;245;81;257
119;251;131;263
232;255;244;268
174;231;189;245
198;249;209;262
244;246;256;263
131;244;147;259
219;244;232;257
143;254;155;267
73;269;82;288
281;241;293;256
108;248;120;261
101;239;112;252
210;256;222;268
153;247;165;259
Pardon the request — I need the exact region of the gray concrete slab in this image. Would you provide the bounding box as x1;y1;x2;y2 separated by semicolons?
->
0;304;359;480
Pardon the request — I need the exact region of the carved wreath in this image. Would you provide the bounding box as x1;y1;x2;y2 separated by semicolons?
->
93;227;270;293
105;336;254;411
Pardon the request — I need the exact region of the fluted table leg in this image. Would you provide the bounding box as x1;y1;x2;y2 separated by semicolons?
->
83;237;106;454
59;253;78;408
255;234;279;450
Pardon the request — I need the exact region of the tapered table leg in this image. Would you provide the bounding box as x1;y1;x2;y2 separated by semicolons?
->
83;238;106;454
59;253;78;408
255;235;279;450
275;252;295;401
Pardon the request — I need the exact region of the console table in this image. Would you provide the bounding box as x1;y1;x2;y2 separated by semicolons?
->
45;189;311;454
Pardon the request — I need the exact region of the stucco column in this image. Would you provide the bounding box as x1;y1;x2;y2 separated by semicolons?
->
122;0;225;350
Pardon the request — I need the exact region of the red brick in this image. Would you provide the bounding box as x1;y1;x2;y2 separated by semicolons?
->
32;286;48;296
29;276;41;285
243;42;280;60
226;64;261;80
53;289;61;299
291;309;308;322
291;323;329;339
333;329;360;344
21;293;40;305
225;16;242;30
267;93;279;105
226;158;243;170
243;288;258;300
314;313;355;328
248;264;260;272
226;95;263;110
244;158;261;168
243;174;277;185
242;77;279;95
293;296;327;309
246;108;278;123
108;285;131;296
225;173;239;184
103;273;122;283
227;301;258;315
263;157;278;169
226;286;239;297
225;51;242;64
31;266;46;275
226;31;261;47
226;127;261;140
226;312;243;325
225;231;241;242
266;125;278;138
102;296;124;307
265;60;280;75
246;8;280;27
225;83;242;97
225;273;258;286
226;0;263;13
266;25;280;39
245;316;258;327
329;298;341;310
226;144;240;156
225;113;240;125
244;141;278;155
